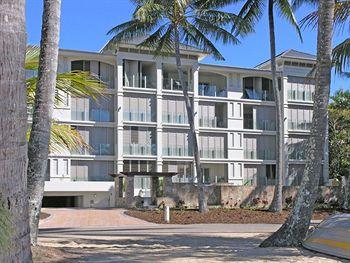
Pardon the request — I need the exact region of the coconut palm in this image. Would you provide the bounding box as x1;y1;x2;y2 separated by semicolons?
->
107;0;247;213
260;0;335;247
210;0;302;212
0;0;32;261
26;46;105;245
299;0;350;74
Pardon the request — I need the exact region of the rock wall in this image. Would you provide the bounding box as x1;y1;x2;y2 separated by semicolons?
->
168;183;342;209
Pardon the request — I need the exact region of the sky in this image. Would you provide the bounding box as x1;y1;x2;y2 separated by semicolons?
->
26;0;349;94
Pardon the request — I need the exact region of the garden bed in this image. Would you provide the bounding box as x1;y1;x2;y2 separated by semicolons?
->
126;208;334;224
32;246;78;262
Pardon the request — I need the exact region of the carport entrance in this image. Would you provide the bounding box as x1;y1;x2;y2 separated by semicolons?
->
42;196;81;207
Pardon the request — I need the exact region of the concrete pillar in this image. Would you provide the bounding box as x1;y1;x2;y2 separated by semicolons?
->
125;176;135;208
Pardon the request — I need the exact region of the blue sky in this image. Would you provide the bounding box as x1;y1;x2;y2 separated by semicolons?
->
26;0;349;93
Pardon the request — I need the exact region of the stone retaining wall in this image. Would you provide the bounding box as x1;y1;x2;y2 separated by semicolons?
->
168;184;342;209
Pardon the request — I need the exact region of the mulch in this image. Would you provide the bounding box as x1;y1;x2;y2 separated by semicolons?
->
40;212;50;220
126;208;334;224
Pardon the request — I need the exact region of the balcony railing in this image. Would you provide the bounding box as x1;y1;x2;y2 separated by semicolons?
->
198;84;227;97
243;89;274;101
288;89;314;102
124;143;156;156
288;121;312;131
162;112;188;124
162;146;193;157
72;143;114;156
71;109;112;122
244;118;276;131
244;149;276;160
199;117;226;128
163;77;192;91
124;111;153;122
124;74;155;89
200;148;225;159
172;175;194;183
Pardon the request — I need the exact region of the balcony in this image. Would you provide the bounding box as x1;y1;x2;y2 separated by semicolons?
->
124;73;155;89
244;149;276;160
162;112;188;124
288;121;312;131
162;146;193;157
199;116;226;128
243;77;274;101
163;77;191;91
244;118;276;131
288;89;314;102
200;148;225;159
198;84;227;97
124;143;156;156
72;143;114;156
124;111;153;122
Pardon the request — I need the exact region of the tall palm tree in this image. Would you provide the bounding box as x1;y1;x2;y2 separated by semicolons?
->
260;0;335;247
27;0;62;246
212;0;302;212
0;0;32;261
107;0;246;213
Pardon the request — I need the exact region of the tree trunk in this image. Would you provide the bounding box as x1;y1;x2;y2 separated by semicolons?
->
342;176;350;210
260;0;334;247
268;0;283;213
0;0;32;261
174;27;208;213
27;0;61;245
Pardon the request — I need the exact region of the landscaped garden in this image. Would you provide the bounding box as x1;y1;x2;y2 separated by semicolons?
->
126;208;334;224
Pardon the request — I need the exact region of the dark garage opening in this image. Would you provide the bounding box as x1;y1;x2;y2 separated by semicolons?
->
42;196;80;208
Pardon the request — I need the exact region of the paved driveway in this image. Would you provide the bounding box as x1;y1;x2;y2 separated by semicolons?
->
39;208;153;229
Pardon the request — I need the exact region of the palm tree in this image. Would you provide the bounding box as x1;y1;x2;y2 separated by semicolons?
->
233;0;302;212
27;0;62;246
0;0;33;261
299;0;350;75
107;0;245;213
260;0;335;247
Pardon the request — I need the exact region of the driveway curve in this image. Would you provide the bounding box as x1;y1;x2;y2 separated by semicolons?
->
39;208;153;229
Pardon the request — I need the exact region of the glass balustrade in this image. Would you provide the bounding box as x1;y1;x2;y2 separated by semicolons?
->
198;84;227;97
162;146;193;157
124;74;155;89
244;149;276;160
163;78;192;91
244;118;276;131
124;143;156;155
162;112;188;124
71;143;114;156
199;117;226;128
199;148;225;159
288;148;306;160
288;121;312;131
244;89;274;101
288;89;314;102
124;111;153;122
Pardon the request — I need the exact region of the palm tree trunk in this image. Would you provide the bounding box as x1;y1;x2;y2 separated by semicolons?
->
268;0;283;213
260;0;335;247
27;0;61;245
174;27;208;213
0;0;32;261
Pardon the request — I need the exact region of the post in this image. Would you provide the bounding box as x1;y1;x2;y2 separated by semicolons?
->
164;205;170;223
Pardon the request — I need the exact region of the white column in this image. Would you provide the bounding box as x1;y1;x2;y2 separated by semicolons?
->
116;56;124;173
156;60;163;172
193;63;199;131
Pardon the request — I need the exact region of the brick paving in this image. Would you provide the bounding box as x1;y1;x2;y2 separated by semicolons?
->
39;208;153;229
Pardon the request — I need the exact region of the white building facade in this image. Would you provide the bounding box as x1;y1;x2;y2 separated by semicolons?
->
43;45;329;208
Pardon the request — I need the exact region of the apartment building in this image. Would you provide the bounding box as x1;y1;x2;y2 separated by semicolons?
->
43;41;329;208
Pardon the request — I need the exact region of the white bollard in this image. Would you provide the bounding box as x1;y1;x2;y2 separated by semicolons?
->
164;205;170;223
